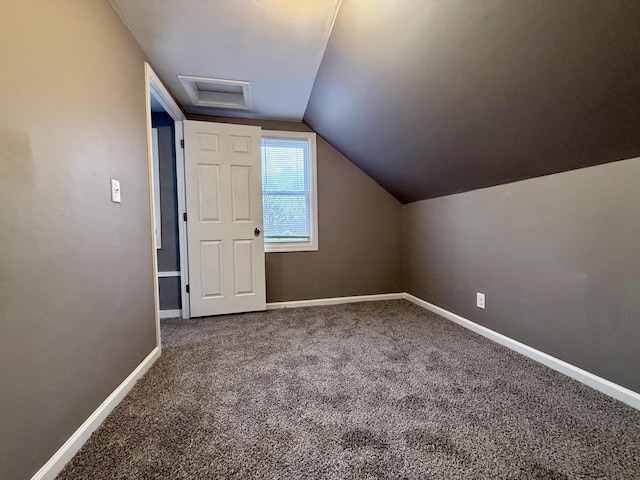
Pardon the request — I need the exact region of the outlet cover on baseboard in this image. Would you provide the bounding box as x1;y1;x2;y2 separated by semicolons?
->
477;292;486;309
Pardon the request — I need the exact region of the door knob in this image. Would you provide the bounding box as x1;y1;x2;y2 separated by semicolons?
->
254;227;261;237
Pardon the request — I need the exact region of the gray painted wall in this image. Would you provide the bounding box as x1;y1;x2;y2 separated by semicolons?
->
159;276;182;311
152;120;180;273
187;115;404;302
0;1;156;478
404;157;640;392
152;119;182;311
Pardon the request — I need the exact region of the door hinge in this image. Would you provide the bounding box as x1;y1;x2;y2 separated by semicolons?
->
180;139;184;149
186;284;190;294
183;212;188;222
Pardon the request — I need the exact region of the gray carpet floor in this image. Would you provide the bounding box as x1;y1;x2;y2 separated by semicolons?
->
58;300;640;479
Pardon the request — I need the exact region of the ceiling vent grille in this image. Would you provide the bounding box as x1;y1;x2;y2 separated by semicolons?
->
178;75;252;110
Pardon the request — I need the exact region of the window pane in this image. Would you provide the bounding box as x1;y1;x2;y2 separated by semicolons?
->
262;137;312;245
261;138;309;192
263;194;310;242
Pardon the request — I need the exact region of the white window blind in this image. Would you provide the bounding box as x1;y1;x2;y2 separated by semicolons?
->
261;137;312;244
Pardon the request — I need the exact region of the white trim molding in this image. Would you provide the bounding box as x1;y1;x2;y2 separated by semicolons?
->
151;128;162;250
144;64;163;348
31;347;161;480
175;122;190;319
157;271;181;278
146;64;185;122
159;309;182;319
403;293;640;411
266;293;404;310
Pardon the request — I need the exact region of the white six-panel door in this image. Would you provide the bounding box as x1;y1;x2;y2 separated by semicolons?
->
184;120;265;317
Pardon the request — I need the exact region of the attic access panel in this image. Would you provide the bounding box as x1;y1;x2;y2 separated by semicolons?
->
178;75;252;110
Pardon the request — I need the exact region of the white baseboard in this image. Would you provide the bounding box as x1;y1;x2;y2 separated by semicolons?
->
159;309;182;319
266;293;404;310
403;293;640;411
31;346;161;480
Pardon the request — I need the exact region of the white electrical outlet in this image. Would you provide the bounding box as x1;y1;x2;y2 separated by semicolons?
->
110;178;121;203
476;292;486;309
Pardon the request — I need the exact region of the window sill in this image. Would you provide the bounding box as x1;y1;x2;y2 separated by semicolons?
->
265;242;318;253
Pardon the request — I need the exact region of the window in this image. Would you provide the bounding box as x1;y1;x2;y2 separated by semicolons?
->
261;130;318;252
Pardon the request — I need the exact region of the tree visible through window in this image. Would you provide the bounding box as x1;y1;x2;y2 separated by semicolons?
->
261;131;317;252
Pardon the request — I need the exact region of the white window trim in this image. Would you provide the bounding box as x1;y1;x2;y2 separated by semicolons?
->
261;130;318;253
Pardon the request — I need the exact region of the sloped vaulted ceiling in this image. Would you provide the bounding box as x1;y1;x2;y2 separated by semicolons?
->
304;0;640;203
110;0;341;120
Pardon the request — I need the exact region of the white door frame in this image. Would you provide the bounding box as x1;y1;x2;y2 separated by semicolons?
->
144;64;189;347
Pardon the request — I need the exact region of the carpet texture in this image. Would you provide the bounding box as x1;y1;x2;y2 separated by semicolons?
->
58;300;640;479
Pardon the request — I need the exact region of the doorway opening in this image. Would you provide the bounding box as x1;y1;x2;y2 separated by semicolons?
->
144;63;189;345
144;64;271;324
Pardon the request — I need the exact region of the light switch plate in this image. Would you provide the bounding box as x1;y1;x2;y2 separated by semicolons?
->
110;178;121;203
477;292;486;309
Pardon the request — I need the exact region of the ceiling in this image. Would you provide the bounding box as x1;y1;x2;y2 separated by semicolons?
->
111;0;341;120
112;0;640;203
305;0;640;203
